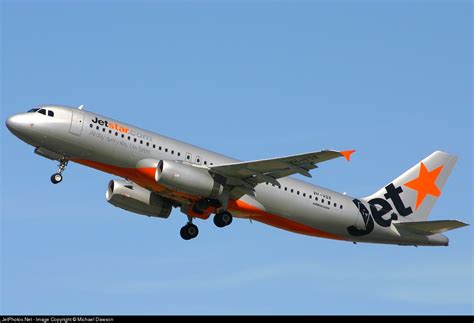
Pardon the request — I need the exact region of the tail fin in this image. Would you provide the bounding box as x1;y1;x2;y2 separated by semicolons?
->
363;151;457;222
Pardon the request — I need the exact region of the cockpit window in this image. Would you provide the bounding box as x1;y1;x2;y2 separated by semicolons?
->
28;108;39;113
48;110;54;117
38;109;46;115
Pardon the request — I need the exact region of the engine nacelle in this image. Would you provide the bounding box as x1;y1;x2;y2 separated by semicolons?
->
156;160;223;197
106;180;172;218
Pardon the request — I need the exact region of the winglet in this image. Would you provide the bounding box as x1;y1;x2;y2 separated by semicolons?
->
340;150;356;161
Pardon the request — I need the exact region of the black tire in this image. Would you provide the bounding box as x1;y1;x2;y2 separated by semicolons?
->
214;211;233;228
186;224;199;239
180;224;198;240
213;214;225;228
50;173;62;184
180;226;190;240
221;211;233;226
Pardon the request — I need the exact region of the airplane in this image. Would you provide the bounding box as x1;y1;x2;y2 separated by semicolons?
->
5;104;468;246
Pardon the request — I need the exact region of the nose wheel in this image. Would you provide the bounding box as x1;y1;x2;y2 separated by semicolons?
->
51;158;68;184
51;173;63;184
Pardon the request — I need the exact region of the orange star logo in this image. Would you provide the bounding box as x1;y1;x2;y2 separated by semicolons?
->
404;162;444;209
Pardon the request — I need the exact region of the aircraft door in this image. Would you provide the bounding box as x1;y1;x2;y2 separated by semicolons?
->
70;110;84;136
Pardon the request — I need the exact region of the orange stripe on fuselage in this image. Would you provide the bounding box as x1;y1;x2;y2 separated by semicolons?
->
229;200;344;240
72;158;344;241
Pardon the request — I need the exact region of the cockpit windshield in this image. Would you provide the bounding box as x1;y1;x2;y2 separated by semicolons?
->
26;107;55;117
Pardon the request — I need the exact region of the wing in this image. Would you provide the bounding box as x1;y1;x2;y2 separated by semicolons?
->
209;149;355;190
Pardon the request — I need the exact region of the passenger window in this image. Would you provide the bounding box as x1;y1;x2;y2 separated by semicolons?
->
165;148;168;152
38;109;46;115
153;144;156;148
90;124;93;128
334;203;337;207
340;205;343;209
102;128;105;132
171;150;174;154
146;142;149;146
309;195;312;199
140;140;143;144
115;132;118;136
109;130;112;134
315;197;318;201
204;161;207;165
297;191;300;195
128;136;131;140
159;146;162;150
187;155;190;160
328;201;330;205
178;152;181;157
284;187;287;191
291;189;294;193
96;126;99;130
48;110;54;117
303;193;306;197
321;199;324;203
121;134;124;138
134;138;137;142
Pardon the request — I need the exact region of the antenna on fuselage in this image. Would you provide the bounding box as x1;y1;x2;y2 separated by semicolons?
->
78;104;84;110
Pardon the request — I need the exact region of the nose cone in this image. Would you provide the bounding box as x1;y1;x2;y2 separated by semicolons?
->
6;114;22;133
6;113;32;138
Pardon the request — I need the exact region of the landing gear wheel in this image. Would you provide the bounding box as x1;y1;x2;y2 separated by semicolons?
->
180;223;199;240
50;173;63;184
214;211;233;228
51;158;68;184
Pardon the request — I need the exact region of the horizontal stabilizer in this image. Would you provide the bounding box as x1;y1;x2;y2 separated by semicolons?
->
394;220;468;236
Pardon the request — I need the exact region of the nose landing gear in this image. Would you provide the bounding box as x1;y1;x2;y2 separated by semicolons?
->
51;158;68;184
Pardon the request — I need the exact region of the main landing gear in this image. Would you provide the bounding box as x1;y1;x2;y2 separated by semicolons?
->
214;211;233;228
180;219;199;240
179;209;233;241
50;158;68;184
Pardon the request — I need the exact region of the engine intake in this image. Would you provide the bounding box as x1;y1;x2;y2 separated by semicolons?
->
106;180;172;218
